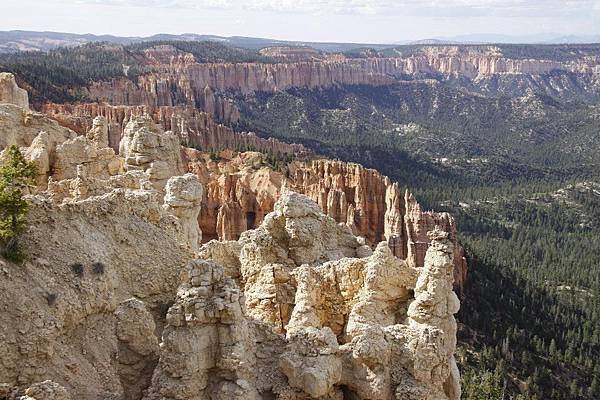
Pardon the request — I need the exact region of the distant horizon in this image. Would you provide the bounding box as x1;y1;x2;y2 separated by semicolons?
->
2;29;600;47
2;0;599;44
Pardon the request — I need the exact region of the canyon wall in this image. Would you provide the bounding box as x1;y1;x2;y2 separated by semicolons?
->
79;45;598;123
1;88;461;399
0;72;29;109
41;102;307;156
187;151;468;296
88;53;581;103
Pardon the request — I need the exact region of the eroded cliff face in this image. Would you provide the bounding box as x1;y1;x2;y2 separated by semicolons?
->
1;81;462;399
73;44;599;125
188;152;468;296
147;192;461;400
41;102;306;156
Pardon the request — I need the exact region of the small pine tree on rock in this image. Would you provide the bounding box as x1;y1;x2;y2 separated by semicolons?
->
0;145;37;262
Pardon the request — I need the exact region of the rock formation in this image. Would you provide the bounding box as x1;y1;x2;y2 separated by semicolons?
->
53;118;122;182
163;173;204;251
144;192;461;399
119;115;184;189
0;72;29;109
0;79;463;399
78;44;598;120
20;381;72;400
188;153;469;296
0;170;193;399
144;259;258;400
41;102;306;156
0;102;76;152
115;299;160;400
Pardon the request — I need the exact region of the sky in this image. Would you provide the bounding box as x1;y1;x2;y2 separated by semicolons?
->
1;0;600;43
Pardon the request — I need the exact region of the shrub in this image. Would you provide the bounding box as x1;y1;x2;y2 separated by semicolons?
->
209;149;221;161
0;145;38;262
70;262;84;277
91;261;105;274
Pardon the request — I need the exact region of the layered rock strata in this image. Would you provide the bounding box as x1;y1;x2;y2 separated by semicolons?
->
41;102;306;156
146;191;461;399
188;153;468;296
163;173;204;251
1;82;462;399
119;116;184;189
78;44;598;122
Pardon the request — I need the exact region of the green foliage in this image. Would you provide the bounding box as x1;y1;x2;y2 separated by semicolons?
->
0;145;37;262
263;149;292;171
92;262;106;275
208;149;221;162
453;184;600;400
0;40;276;105
234;84;600;194
70;262;84;278
0;43;145;104
126;40;276;63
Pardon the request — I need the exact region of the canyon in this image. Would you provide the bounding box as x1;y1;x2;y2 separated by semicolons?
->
187;151;468;297
28;44;594;124
1;35;599;400
0;73;463;399
41;102;307;156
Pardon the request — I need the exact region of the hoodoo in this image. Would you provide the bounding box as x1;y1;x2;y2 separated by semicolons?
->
0;79;462;399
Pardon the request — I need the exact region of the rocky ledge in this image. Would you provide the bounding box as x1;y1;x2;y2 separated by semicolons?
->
0;74;462;399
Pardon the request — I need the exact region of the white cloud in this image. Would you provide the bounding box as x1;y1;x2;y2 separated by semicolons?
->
72;0;232;9
70;0;600;17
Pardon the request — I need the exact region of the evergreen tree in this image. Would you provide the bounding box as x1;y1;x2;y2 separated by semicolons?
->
0;145;38;262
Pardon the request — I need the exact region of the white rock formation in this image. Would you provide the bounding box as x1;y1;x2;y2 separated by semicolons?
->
144;259;259;400
53;124;121;181
115;298;160;400
237;191;372;332
20;381;71;400
0;103;76;154
0;79;461;399
163;173;204;251
146;192;461;400
0;72;28;109
86;116;110;149
119;116;184;189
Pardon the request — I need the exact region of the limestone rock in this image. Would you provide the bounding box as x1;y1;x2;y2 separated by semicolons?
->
21;381;71;400
0;171;192;398
86;116;110;148
149;192;460;399
23;131;51;187
115;298;159;400
0;103;76;153
119;115;184;189
238;191;363;331
188;154;468;295
197;239;242;279
144;259;258;400
0;72;28;109
53;133;121;181
279;327;342;398
83;44;584;115
163;173;204;251
42;102;306;156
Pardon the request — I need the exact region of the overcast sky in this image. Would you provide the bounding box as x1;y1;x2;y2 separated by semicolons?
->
2;0;600;43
